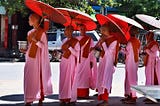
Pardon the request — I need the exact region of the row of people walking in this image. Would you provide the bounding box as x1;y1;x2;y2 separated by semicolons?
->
21;13;160;106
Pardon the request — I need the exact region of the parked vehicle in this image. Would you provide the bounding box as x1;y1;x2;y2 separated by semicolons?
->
47;29;100;61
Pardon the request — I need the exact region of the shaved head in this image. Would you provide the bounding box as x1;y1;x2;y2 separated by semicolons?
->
29;13;41;24
64;25;74;37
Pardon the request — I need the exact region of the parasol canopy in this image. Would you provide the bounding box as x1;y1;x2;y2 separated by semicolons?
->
135;14;160;29
56;8;97;31
96;14;128;44
25;0;67;25
107;14;144;30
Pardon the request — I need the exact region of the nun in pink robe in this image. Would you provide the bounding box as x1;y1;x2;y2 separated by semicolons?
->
76;24;97;98
97;39;117;95
120;26;140;104
122;42;140;102
23;14;53;105
144;32;159;85
59;26;80;104
142;31;160;103
123;41;140;97
145;44;159;85
156;51;160;84
95;24;120;106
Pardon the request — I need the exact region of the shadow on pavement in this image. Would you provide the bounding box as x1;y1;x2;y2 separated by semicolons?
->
0;94;24;101
0;94;160;106
45;94;59;100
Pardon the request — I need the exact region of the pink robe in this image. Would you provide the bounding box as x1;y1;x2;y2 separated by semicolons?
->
156;51;160;84
24;29;53;103
59;38;80;102
76;36;97;90
122;42;140;97
145;45;159;85
96;41;117;95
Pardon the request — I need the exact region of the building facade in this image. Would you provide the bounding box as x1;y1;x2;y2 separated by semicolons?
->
0;6;7;48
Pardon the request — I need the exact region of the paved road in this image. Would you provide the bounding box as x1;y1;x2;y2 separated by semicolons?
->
0;62;159;106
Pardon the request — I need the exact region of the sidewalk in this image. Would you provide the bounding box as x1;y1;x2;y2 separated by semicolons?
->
0;94;159;106
0;63;159;106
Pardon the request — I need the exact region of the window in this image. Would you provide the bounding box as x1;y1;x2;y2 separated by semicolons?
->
60;33;66;41
47;33;57;41
86;33;98;41
72;32;80;37
156;35;160;44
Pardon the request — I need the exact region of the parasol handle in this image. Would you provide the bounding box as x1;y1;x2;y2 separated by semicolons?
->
37;17;44;28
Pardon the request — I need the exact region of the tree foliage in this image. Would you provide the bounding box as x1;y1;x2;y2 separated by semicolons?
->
116;0;160;17
40;0;94;14
0;0;119;16
0;0;93;16
1;0;160;18
98;0;119;7
0;0;27;16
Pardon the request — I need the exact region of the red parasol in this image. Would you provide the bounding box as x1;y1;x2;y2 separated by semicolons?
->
25;0;67;25
56;8;97;31
107;14;144;29
135;14;160;29
106;14;144;40
96;14;128;44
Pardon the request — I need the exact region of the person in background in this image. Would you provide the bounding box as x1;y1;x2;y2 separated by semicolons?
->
120;26;140;104
76;24;97;99
59;25;80;106
96;23;120;106
20;13;53;106
143;31;159;104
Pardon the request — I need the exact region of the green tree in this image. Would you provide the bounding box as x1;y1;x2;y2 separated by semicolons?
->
0;0;94;16
0;0;119;16
0;0;27;16
116;0;160;17
40;0;95;15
